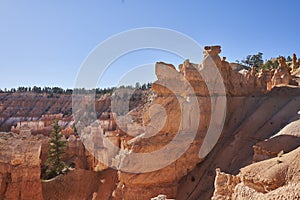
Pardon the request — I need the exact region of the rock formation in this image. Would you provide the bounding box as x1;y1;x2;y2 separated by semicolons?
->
64;135;89;169
292;53;299;72
0;93;72;132
271;57;293;86
13;121;45;131
212;168;241;200
81;45;300;200
42;168;118;200
0;91;145;133
110;45;293;199
111;61;210;199
253;118;300;162
1;45;300;200
212;147;300;199
41;113;64;126
0;132;43;199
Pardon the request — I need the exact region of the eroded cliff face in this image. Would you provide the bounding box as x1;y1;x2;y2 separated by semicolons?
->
0;132;43;200
0;93;72;132
42;169;118;200
1;46;300;200
111;57;212;199
177;86;300;199
109;46;300;199
212;147;300;200
211;118;300;200
253;118;300;163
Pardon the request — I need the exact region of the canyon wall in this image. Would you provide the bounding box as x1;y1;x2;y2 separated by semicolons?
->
0;93;72;131
0;132;43;199
109;45;300;199
1;45;299;199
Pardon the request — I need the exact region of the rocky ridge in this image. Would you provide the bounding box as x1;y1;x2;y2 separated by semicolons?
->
0;46;300;199
106;46;300;199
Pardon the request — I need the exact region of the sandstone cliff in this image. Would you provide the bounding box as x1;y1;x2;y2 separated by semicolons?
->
42;169;118;200
106;46;300;200
1;45;300;200
0;93;72;132
177;86;300;199
212;147;300;200
253;118;300;162
0;132;43;199
0;91;146;133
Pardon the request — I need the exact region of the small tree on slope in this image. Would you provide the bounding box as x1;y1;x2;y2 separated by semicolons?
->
45;120;67;179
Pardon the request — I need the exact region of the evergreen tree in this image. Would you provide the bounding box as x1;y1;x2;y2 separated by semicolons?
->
252;52;264;68
241;55;252;67
287;56;292;62
241;52;263;68
261;59;280;69
45;121;67;179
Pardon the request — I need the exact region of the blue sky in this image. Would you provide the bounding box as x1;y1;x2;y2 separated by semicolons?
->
0;0;300;89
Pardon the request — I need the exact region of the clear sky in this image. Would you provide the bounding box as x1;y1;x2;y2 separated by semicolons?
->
0;0;300;89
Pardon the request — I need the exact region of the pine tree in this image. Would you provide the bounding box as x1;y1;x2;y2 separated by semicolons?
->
241;52;264;69
45;121;67;179
287;56;292;62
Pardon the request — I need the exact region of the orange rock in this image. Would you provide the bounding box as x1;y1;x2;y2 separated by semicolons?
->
0;132;43;199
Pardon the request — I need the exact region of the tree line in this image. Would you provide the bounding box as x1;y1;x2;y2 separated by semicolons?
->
0;82;152;94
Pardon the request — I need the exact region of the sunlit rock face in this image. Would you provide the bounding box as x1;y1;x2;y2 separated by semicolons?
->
1;45;300;200
111;45;274;199
212;147;300;200
0;132;43;200
111;46;300;199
